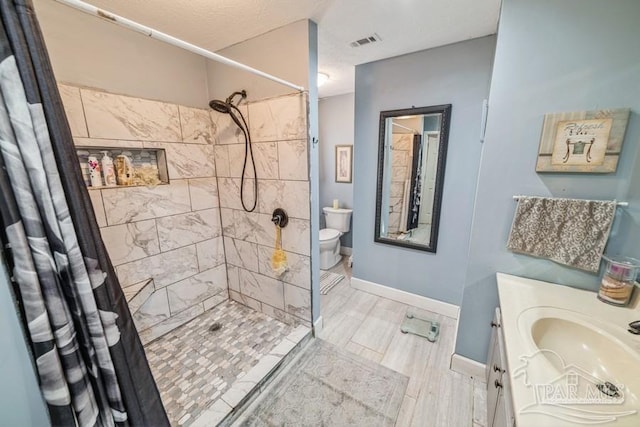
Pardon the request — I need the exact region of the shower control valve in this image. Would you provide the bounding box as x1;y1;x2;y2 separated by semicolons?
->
271;208;289;228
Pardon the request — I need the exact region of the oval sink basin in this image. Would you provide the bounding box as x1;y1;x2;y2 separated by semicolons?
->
516;307;640;423
531;316;636;383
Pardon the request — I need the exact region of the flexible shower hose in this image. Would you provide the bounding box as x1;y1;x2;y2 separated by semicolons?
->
229;103;258;212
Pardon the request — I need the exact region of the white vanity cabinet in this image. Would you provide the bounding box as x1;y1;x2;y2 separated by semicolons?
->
486;308;516;427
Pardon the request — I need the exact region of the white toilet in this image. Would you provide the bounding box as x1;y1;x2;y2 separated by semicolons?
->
320;207;353;270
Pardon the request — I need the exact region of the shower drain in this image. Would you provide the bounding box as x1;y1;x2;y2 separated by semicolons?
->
209;322;222;332
596;381;621;398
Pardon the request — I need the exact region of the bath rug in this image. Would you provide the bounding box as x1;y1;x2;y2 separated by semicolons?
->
319;271;344;294
239;339;408;426
507;196;616;272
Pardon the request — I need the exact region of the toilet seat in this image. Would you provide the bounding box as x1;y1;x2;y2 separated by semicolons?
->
319;228;341;241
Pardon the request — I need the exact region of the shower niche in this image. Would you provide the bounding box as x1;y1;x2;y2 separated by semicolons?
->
76;146;169;189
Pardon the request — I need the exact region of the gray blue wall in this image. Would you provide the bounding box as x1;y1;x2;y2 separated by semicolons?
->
0;258;49;426
319;93;355;248
456;0;640;362
352;36;496;304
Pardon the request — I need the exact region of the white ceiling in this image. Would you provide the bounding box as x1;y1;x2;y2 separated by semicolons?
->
77;0;501;98
318;0;501;97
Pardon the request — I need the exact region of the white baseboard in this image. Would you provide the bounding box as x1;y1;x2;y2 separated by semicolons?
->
313;316;323;336
452;314;461;363
350;277;459;320
450;353;486;381
340;246;352;256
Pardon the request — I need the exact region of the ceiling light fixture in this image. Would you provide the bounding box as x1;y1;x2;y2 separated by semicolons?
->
317;72;330;87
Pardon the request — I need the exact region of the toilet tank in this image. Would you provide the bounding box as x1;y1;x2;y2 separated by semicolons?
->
323;207;353;232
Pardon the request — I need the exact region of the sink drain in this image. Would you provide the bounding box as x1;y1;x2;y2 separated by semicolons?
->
596;382;621;398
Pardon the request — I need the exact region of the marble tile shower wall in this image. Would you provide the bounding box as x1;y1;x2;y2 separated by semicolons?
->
212;93;312;327
58;83;227;343
388;134;412;234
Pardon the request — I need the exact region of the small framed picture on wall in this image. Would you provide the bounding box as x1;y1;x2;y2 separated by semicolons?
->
335;145;353;183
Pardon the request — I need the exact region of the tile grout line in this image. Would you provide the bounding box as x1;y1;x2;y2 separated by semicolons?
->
76;87;91;138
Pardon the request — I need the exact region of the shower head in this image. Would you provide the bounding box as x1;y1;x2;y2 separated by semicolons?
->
209;99;231;114
209;90;247;115
209;90;249;132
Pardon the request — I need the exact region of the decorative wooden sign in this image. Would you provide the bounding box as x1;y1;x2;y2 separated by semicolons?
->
536;108;629;173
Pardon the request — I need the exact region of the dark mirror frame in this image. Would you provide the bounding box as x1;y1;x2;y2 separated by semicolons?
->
374;104;452;252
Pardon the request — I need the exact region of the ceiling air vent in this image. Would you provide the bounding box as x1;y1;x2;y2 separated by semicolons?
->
350;33;381;48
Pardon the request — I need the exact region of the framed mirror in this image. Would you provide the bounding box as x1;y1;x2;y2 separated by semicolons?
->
374;104;451;252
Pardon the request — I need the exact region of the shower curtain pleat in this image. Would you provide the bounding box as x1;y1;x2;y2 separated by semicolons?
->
0;1;169;425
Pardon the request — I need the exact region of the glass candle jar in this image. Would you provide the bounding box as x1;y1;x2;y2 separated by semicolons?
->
598;256;640;306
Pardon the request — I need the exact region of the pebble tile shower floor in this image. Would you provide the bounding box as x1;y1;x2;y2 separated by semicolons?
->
144;300;294;426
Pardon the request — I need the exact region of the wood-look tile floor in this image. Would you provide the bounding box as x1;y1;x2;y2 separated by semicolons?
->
319;257;487;427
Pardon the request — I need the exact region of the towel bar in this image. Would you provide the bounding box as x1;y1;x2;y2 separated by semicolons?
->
512;195;628;207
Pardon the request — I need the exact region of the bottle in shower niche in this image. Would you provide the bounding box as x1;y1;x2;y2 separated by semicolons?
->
88;156;102;187
101;151;116;187
115;153;134;186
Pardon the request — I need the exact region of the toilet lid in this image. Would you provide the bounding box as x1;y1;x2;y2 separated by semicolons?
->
319;228;340;241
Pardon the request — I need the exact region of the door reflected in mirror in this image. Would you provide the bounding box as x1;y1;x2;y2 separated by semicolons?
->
375;105;451;252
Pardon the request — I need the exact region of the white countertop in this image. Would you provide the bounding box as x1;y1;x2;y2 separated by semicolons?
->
497;273;640;427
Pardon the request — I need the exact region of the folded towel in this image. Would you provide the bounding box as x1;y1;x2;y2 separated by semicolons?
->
507;196;616;272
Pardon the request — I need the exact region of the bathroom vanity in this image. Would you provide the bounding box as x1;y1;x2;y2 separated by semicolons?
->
486;307;515;427
488;273;640;427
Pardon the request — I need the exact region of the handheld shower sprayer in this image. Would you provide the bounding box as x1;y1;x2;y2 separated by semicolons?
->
209;90;247;128
209;90;257;212
208;90;246;113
